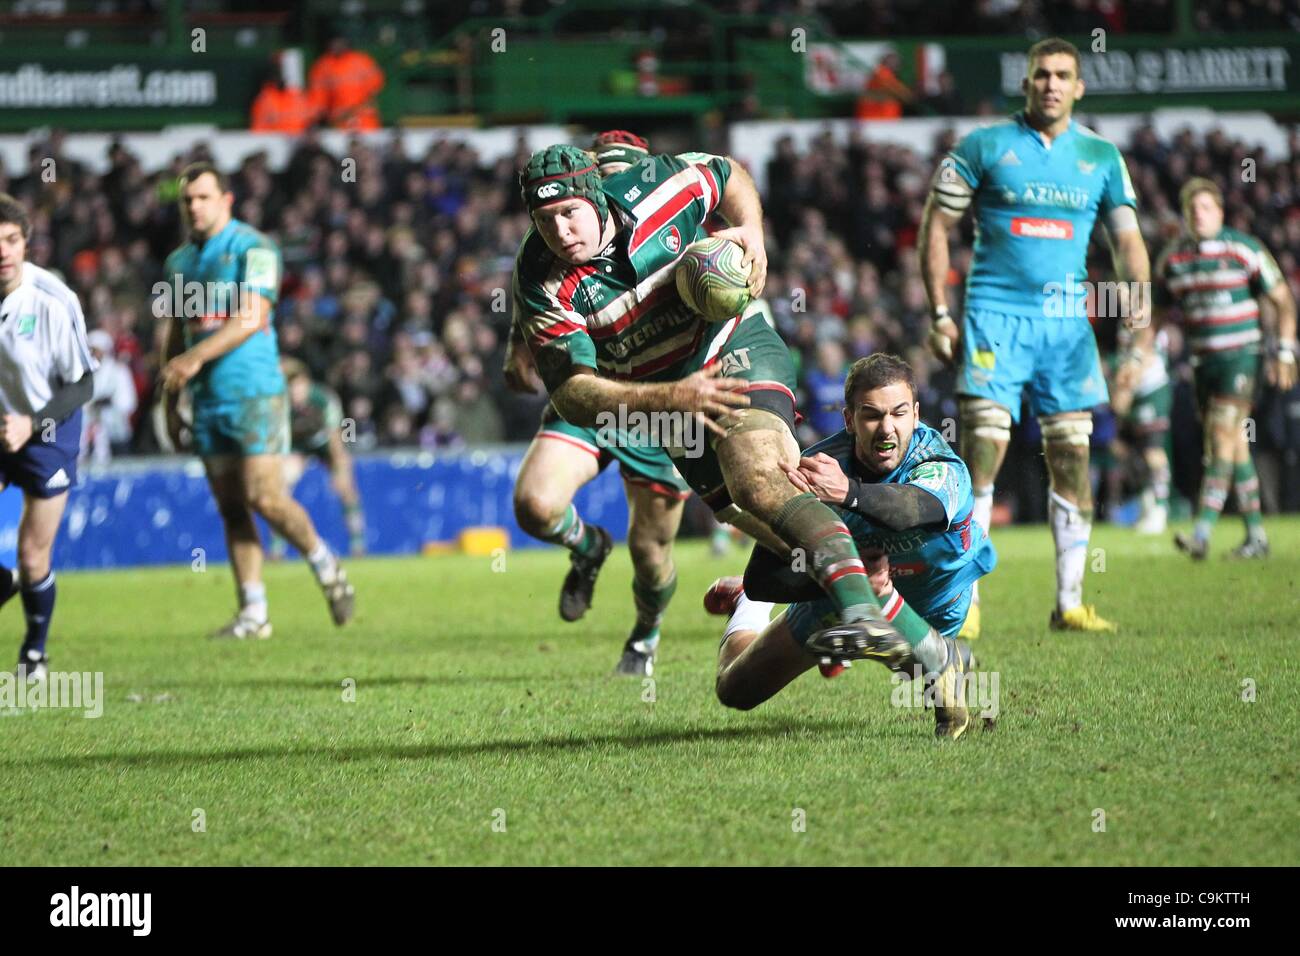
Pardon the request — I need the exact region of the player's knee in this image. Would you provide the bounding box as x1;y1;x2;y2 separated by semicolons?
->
729;470;788;522
715;669;760;711
17;543;51;583
513;486;565;535
1206;402;1242;451
245;485;284;518
626;532;670;579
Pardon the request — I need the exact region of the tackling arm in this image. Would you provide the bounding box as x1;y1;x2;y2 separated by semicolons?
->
839;480;948;531
784;450;948;531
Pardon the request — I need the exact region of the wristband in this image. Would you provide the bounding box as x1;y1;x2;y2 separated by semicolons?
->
841;477;862;511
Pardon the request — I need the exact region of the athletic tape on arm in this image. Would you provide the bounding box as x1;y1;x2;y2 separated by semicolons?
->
930;159;974;215
1107;205;1139;234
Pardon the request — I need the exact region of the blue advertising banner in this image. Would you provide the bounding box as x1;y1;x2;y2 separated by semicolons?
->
0;448;632;571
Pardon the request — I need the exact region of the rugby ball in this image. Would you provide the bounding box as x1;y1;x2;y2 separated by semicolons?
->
675;237;752;322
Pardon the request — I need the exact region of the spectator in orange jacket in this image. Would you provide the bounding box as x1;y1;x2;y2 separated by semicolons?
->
856;51;914;121
308;35;385;131
250;73;319;134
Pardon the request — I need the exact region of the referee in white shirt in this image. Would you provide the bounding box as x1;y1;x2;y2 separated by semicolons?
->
0;194;97;682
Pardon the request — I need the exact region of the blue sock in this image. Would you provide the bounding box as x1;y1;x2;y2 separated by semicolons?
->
0;564;16;610
20;571;56;657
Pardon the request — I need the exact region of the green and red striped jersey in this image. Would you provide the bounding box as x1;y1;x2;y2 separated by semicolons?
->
512;152;733;389
1154;227;1282;357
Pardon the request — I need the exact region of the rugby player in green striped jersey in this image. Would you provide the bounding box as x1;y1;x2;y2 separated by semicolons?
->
511;143;909;667
504;132;693;678
1135;177;1297;559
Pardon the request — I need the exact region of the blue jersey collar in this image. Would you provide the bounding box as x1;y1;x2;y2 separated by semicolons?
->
1016;110;1074;149
193;216;236;250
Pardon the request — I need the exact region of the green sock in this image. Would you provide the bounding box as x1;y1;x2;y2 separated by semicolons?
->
541;504;602;558
1195;459;1232;541
881;591;949;675
1233;460;1264;534
768;492;880;622
629;570;677;649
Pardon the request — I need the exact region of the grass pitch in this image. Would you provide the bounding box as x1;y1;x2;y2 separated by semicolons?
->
1;519;1297;866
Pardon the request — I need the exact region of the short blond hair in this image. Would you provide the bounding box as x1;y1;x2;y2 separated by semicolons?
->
1180;177;1223;212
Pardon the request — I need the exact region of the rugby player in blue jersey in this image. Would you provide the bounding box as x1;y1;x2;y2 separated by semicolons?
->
159;163;354;639
705;355;995;739
919;38;1150;635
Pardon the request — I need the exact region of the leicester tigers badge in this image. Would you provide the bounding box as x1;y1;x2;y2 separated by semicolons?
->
660;226;681;255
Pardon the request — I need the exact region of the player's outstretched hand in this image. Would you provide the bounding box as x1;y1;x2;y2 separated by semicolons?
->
712;224;767;298
503;338;540;394
668;363;750;437
161;353;203;393
1265;355;1298;391
0;413;34;453
927;315;959;367
781;452;849;504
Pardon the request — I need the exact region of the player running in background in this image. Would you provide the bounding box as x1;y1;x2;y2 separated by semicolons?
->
1140;177;1297;559
159;162;355;639
0;194;97;681
269;357;366;559
920;37;1149;636
705;354;994;739
1110;325;1173;534
504;131;693;677
513;143;907;662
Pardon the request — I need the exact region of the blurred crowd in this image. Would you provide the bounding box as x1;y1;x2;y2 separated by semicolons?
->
1;120;1297;507
71;0;1296;36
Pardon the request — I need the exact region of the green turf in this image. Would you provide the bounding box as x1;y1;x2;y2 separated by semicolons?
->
1;518;1297;866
